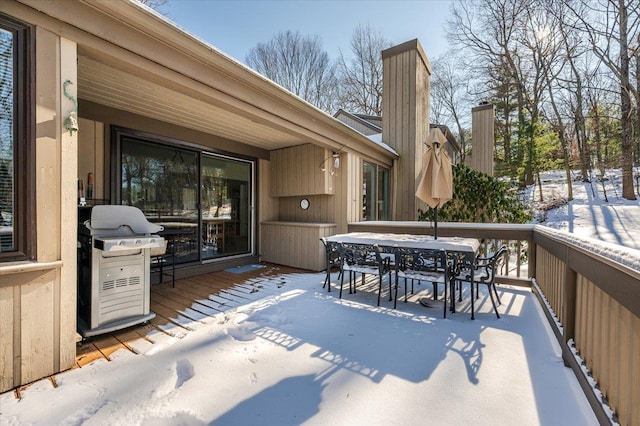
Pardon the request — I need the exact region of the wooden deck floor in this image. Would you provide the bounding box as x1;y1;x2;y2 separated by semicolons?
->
73;263;303;370
9;263;305;398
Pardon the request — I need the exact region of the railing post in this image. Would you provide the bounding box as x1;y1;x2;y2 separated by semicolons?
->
528;237;536;279
562;256;577;367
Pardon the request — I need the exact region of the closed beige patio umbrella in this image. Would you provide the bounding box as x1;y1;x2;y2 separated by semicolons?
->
415;136;453;239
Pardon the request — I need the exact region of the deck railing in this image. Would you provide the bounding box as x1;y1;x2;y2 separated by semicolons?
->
347;221;640;426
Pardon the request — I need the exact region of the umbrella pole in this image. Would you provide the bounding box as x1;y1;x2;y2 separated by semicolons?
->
434;206;438;240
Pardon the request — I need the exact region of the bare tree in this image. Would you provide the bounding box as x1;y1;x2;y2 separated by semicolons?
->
136;0;168;12
245;30;339;113
337;24;391;115
563;0;639;200
430;53;472;161
448;0;539;184
539;0;576;200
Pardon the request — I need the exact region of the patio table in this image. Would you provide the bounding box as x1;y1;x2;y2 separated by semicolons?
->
324;232;481;319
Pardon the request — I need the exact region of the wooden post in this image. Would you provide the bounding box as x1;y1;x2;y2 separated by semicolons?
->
562;261;578;367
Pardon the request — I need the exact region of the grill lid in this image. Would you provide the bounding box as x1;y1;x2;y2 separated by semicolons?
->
84;205;163;236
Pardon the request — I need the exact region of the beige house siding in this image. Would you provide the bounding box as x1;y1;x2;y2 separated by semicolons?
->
382;39;431;221
0;27;77;392
270;144;334;197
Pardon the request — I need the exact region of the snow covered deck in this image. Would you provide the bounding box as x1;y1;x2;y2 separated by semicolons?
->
1;264;597;424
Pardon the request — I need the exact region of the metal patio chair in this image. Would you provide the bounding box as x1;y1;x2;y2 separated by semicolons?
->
320;237;342;292
338;242;392;306
452;245;508;318
394;247;450;315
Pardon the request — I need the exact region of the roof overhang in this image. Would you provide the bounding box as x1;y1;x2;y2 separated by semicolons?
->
7;0;397;163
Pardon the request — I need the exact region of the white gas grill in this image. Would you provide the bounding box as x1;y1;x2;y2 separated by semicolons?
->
77;205;165;337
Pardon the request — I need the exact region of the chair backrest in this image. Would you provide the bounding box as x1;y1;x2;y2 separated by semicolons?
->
321;238;341;267
394;246;448;274
338;242;383;268
477;245;508;283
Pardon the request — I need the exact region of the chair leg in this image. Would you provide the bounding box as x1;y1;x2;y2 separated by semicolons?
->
487;284;501;318
443;279;448;318
492;284;501;305
433;282;438;300
450;279;457;313
394;274;399;309
324;267;335;293
339;271;345;298
388;271;393;301
377;276;382;306
404;277;408;303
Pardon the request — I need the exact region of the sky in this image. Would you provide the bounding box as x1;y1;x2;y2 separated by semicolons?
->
160;0;455;65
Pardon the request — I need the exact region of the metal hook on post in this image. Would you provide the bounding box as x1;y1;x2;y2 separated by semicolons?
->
63;80;79;136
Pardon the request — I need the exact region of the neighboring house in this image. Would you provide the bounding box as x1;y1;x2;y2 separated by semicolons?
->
0;0;435;391
334;110;462;165
333;109;383;136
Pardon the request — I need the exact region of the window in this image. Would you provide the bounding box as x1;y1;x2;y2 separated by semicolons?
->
362;161;390;221
114;128;254;264
0;14;34;261
119;137;200;264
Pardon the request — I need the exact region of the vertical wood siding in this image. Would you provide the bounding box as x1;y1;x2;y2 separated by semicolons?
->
270;144;333;197
0;29;77;393
534;231;640;426
78;118;105;200
535;247;566;322
260;223;335;271
574;276;640;425
470;104;495;175
382;40;430;220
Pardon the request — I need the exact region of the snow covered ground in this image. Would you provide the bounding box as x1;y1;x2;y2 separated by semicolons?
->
529;169;640;250
1;169;637;425
0;272;597;425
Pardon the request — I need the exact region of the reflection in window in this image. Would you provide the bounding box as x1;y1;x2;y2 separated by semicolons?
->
1;15;33;261
0;27;14;253
362;161;389;221
201;155;252;259
117;133;255;265
362;162;376;221
377;167;390;220
121;139;199;263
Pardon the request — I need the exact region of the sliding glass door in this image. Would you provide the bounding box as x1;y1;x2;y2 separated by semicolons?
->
117;130;254;264
201;154;252;260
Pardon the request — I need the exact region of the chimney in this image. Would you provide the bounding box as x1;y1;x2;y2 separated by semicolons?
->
469;103;495;176
382;39;431;220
